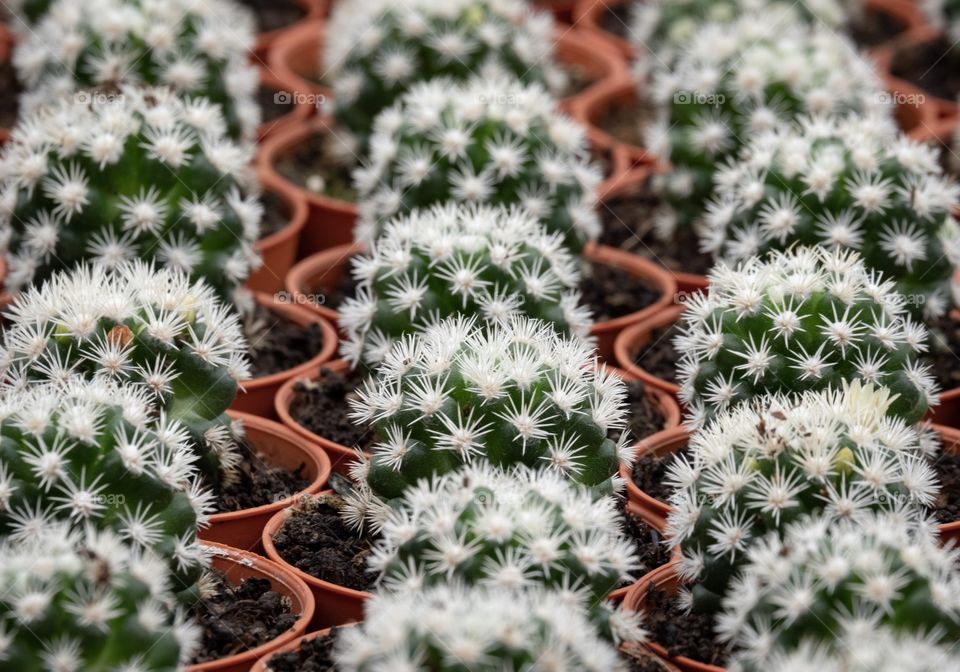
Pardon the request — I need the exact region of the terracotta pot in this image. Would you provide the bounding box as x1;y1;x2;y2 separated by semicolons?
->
933;424;960;544
263;502;370;630
0;22;14;145
199;413;332;552
611;363;682;431
284;242;360;327
907;112;958;144
187;541;316;672
274;358;360;476
251;0;327;63
534;0;575;23
265;19;330;104
608;501;674;604
231;292;338;418
257;116;357;259
927;309;960;432
614;304;684;400
256;66;315;143
871;22;952;126
619;425;689;531
554;25;630;114
250;627;346;672
248;179;309;294
572;0;634;59
623;563;727;672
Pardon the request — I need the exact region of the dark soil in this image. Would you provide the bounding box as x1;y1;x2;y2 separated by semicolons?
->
266;629;342;672
623;649;676;672
272;496;378;591
247;304;325;379
891;38;960;102
212;439;310;513
643;584;729;666
289;366;379;451
597;97;656;149
275;130;358;202
190;569;299;664
318;265;359;312
926;316;960;391
239;0;305;33
620;379;667;442
930;452;960;525
631;443;689;504
632;324;681;384
260;191;291;238
0;55;19;129
600;3;631;39
562;63;591;98
849;5;907;48
620;500;671;579
580;261;660;322
258;84;295;125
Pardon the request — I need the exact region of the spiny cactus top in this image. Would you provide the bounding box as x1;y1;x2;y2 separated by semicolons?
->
13;0;260;140
326;0;565;158
354;77;603;252
717;512;960;670
348;316;631;508
675;246;937;426
0;85;262;302
339;202;592;367
334;582;645;672
703;114;960;320
665;382;940;614
0;523;201;671
0;377;211;594
0;263;251;486
645;17;884;240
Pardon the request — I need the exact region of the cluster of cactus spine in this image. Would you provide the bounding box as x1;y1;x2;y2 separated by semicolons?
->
13;0;260;140
665;381;940;614
325;0;565;159
346;315;631;513
0;85;262;304
339;202;592;367
702;114;960;319
0;262;251;487
717;511;960;670
645;15;885;240
334;582;645;672
674;246;937;427
354;77;603;252
0;523;201;670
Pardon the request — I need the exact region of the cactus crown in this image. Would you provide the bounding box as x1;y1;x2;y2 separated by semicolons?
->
339;202;592;367
0;85;262;302
326;0;565;157
334;581;645;672
354;77;603;252
0;523;201;670
675;246;937;427
645;17;884;239
718;512;960;670
0;263;251;486
703;114;960;320
665;382;941;614
13;0;260;140
347;315;631;512
0;377;211;593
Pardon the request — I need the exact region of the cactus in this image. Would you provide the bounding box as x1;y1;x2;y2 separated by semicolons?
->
665;381;941;614
702;114;960;320
717;512;960;670
334;582;645;671
0;262;251;487
921;0;960;43
749;632;960;672
0;85;262;303
354;77;603;252
347;315;631;515
0;523;201;670
675;246;937;427
12;0;260;140
339;202;592;367
325;0;565;159
644;16;885;241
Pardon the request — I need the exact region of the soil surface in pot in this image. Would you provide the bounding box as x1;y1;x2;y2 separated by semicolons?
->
643;583;730;667
267;629;342;672
260;191;294;238
632;323;681;384
258;84;297;126
599;191;713;277
275;130;358;202
620;379;667;441
620;500;671;582
239;0;305;33
849;6;906;47
891;38;960;101
631;442;689;504
246;304;325;379
597;97;657;149
212;439;311;513
0;56;19;129
600;3;631;39
273;496;379;591
930;451;960;525
290;366;379;451
313;261;359;312
580;260;661;322
189;568;299;664
927;316;960;391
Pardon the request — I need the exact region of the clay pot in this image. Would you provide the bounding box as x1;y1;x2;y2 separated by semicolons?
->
907;112;958;144
187;542;316;672
612;363;682;431
263;503;370;630
250;627;346;672
614;304;684;400
199;413;332;552
607;502;674;604
534;0;575;23
231;292;338;418
933;424;960;544
623;563;727;672
554;25;630;114
283;242;360;328
251;0;327;63
248;179;309;294
572;0;634;59
274;358;359;475
255;66;315;143
927;309;960;432
0;22;14;145
871;22;951;127
619;425;689;531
